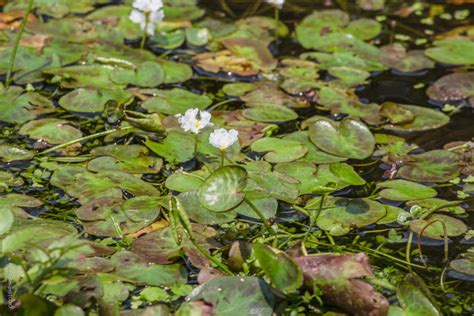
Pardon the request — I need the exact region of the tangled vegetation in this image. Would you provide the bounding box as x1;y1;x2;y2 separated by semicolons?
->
0;0;473;315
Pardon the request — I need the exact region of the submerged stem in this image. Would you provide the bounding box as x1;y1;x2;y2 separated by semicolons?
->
245;198;276;236
5;0;35;88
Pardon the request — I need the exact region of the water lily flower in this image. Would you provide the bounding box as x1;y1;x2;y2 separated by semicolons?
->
209;128;239;150
266;0;285;8
176;108;213;134
129;8;164;36
130;0;164;37
132;0;163;12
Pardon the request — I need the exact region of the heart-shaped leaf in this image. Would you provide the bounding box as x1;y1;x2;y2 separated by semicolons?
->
250;138;308;163
377;180;437;201
198;166;247;212
398;150;460;182
309;117;375;159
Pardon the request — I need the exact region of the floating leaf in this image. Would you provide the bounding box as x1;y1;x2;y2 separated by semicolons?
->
378;180;437;201
198;166;247;212
59;88;132;113
19;118;82;145
233;191;278;219
221;38;277;72
0;86;55;124
110;62;165;87
309;117;375;159
111;251;187;286
426;72;474;102
380;44;435;72
425;39;474;65
253;244;303;293
383;104;449;132
398;150;460;182
450;256;474;276
314;196;386;236
250;138;307;163
394;273;442;316
141;88;212;115
145;130;195;164
243;105;298;123
177;191;237;224
184;276;275;316
410;214;467;240
0;145;34;162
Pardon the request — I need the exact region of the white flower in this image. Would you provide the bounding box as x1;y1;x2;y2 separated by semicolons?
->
266;0;285;8
132;0;163;12
176;108;213;134
129;0;164;36
209;128;239;150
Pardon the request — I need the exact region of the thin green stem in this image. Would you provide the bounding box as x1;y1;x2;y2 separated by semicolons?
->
245;198;276;236
406;231;413;272
194;133;199;156
5;0;35;88
189;237;233;275
38;126;133;156
140;12;149;49
364;277;396;292
220;149;225;167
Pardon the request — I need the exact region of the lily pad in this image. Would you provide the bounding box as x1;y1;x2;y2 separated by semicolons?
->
426;72;474;102
250;138;307;163
145;130;195;164
243;105;298;123
184;276;275;316
377;180;437;201
221;38;277;72
59;88;132;113
308;117;375;160
19;118;82;145
111;251;187;286
110;62;165;87
409;214;467;240
314;197;386;236
383;104;450;132
177;191;237;224
0;145;34;162
398;150;460;182
380;44;435;72
141;88;212;115
198;166;247;212
425;39;474;65
233;191;278;219
0;86;55;124
253;243;303;293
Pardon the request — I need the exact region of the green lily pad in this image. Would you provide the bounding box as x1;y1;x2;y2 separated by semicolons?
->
59;88;132;113
184;276;275;316
377;180;437;201
328;66;370;87
377;205;410;225
383;104;450;132
6;0;97;18
398;150;460;182
19;118;83;145
0;86;55;124
296;10;349;49
198;166;247;212
409;214;467;240
141;88;212;115
233;192;278;219
165;170;206;192
145;130;195;164
177;191;237;224
425;39;474;65
394;274;442;316
0;145;34;162
152;30;186;50
314;197;386;236
111;251;187;286
406;198;465;215
309;117;375;159
221;38;277;72
88;144;162;174
380;102;415;125
249;170;299;203
159;59;193;84
222;83;257;97
380;44;435;72
110;62;165;87
344;18;382;40
426;72;474;103
450;257;474;276
44;64;123;90
243;105;298;123
186;27;211;46
0;171;24;191
253;243;303;293
250;138;307;163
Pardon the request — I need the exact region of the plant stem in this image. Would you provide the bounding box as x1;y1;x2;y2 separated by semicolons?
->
220;149;225;167
194;133;199;156
189;236;233;275
38;126;134;156
140;12;149;49
245;198;276;236
5;0;35;88
364;277;397;292
406;231;413;272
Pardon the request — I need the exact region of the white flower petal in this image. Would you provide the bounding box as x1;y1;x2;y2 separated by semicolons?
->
209;128;239;150
176;108;213;134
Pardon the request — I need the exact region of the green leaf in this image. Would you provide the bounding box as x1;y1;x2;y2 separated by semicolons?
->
110;62;165;87
19;118;83;145
250;138;307;163
378;180;437;201
243;105;298;123
253;243;303;293
309;117;375;159
425;39;474;65
177;191;237;224
145;130;196;164
396;274;441;316
141;88;212;115
398;150;460;182
184;276;275;316
409;214;467;240
198;166;247;212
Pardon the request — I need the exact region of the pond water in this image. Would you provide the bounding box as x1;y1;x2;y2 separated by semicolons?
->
0;0;473;315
